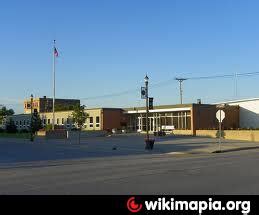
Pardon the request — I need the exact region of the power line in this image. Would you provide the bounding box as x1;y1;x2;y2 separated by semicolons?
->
80;71;259;101
187;71;259;80
2;71;259;104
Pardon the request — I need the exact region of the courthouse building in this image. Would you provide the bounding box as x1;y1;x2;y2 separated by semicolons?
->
6;96;243;135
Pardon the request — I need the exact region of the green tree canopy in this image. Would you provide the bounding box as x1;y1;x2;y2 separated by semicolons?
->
0;106;14;124
71;105;88;144
31;112;43;134
71;105;88;129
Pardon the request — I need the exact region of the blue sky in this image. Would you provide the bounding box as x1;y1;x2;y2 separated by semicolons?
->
1;0;259;113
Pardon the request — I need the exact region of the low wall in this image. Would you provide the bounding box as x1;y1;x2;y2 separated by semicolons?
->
196;130;259;142
46;130;67;139
172;130;194;136
67;130;107;139
196;130;217;138
37;130;46;137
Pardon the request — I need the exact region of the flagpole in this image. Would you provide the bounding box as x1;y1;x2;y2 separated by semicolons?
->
52;40;56;130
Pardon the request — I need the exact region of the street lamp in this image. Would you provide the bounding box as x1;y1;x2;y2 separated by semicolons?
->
142;75;155;150
144;75;149;142
30;94;34;142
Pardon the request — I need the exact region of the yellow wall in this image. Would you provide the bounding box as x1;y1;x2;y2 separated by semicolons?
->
196;130;259;142
173;130;194;135
85;109;102;131
196;130;217;138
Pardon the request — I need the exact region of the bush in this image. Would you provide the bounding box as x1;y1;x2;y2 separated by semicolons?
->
0;128;4;133
71;127;79;131
6;120;17;133
45;124;53;131
19;129;29;133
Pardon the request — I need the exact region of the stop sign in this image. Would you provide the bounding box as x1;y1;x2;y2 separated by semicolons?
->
216;110;225;123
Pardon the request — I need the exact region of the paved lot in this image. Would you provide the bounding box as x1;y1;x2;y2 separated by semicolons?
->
0;134;259;166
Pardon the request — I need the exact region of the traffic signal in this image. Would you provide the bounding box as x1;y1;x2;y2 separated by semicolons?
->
149;97;154;110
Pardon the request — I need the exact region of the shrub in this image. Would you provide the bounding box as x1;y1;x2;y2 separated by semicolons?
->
6;119;17;133
45;124;52;131
19;129;29;133
71;127;79;131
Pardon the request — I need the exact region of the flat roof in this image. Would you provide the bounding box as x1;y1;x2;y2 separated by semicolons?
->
24;97;80;101
124;104;193;111
124;103;215;111
85;107;123;111
214;98;259;104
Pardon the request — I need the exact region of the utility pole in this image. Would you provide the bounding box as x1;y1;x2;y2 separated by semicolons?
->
234;72;238;98
175;78;187;104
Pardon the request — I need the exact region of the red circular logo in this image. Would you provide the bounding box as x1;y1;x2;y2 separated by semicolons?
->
127;197;143;213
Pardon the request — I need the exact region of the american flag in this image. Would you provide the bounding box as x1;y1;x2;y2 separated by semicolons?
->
54;47;58;57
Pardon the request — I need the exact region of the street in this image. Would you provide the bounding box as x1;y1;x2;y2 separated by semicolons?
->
0;135;259;194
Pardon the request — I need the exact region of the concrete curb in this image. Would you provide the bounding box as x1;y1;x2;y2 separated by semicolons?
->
212;146;259;153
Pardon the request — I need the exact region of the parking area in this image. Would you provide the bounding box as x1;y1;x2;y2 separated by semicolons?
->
1;133;259;166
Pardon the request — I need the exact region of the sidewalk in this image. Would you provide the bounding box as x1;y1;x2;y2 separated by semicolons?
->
163;138;259;154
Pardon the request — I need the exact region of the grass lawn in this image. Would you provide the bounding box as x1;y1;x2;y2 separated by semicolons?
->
0;132;31;139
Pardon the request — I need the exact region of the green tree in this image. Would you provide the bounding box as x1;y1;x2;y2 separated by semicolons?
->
0;106;14;124
31;112;43;135
71;105;88;144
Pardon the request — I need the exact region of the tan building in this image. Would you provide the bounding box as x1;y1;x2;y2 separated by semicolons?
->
23;96;80;114
7;97;240;135
8;108;126;131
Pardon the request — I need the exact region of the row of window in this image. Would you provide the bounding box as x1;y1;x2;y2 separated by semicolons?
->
24;102;39;109
16;120;30;126
14;116;101;128
42;118;69;125
89;116;100;128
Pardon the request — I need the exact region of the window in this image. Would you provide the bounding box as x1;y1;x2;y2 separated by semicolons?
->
62;118;64;124
47;119;50;124
27;120;30;125
66;118;69;124
57;118;59;124
43;119;46;125
96;116;100;123
89;117;93;127
23;120;26;125
20;121;22;125
16;121;18;125
96;116;100;127
90;117;93;123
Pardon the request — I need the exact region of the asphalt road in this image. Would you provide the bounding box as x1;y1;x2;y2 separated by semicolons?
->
1;149;259;194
